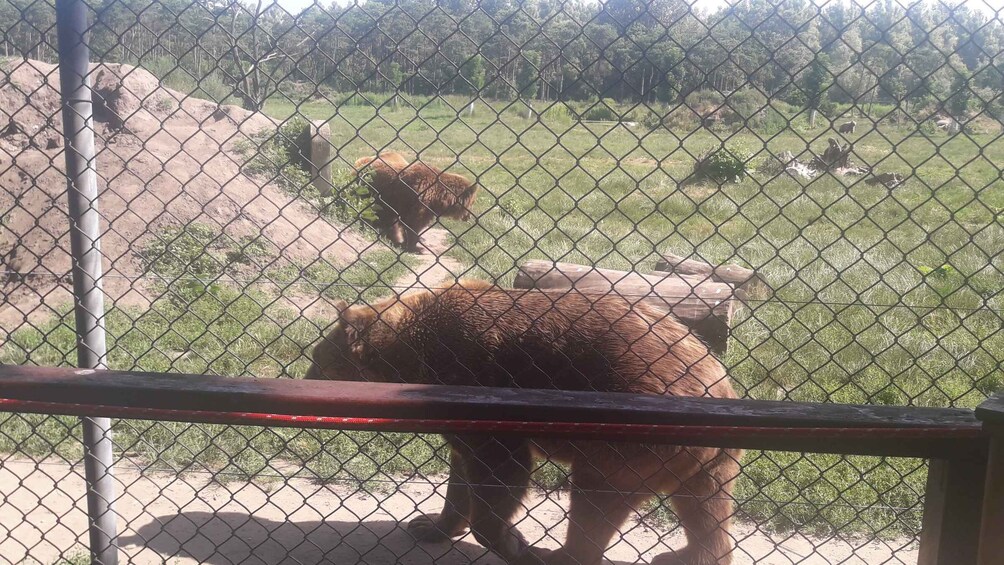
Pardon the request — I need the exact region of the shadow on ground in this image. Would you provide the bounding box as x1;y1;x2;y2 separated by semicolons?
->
118;511;633;565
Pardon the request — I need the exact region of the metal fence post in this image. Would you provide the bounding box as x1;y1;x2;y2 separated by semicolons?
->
55;0;118;564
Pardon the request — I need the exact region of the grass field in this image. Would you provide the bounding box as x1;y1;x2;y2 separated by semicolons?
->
2;93;1002;538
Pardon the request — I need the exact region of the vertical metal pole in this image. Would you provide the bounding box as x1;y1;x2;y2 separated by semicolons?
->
55;1;118;564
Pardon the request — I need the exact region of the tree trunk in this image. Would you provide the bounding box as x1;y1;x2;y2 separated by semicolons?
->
810;108;817;129
654;253;769;298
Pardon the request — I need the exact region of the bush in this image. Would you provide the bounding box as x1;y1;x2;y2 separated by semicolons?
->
641;106;666;130
685;89;725;114
329;166;381;225
687;146;752;184
984;96;1004;122
724;88;768;125
665;106;702;132
234;117;313;196
581;98;620;121
542;102;575;123
759;104;796;134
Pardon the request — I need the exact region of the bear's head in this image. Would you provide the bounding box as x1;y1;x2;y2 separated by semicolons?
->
303;299;394;382
303;281;492;382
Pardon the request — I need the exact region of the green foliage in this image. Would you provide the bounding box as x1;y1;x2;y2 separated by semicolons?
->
386;62;405;92
690;146;752;184
917;264;957;277
233;116;382;233
725;88;769;124
685;89;725;114
541;102;574;123
640;106;665;130
48;551;92;565
459;55;485;94
139;223;277;281
138;55;234;103
342;92;379;107
234;117;313;197
798;53;832;112
331;166;382;225
947;72;973;118
580;98;621;121
516;51;541;101
139;223;231;278
6;0;1004;115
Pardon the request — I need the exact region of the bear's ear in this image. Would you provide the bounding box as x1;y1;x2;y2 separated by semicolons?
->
333;299;349;314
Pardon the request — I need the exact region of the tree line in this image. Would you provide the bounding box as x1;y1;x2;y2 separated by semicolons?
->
0;0;999;119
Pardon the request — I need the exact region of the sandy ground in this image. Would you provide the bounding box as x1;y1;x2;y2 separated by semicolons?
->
0;458;918;565
0;59;374;332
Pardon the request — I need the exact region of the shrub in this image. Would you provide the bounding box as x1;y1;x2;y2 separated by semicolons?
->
542;102;575;123
139;223;222;278
641;107;665;130
581;98;620;121
724;88;768;125
687;146;752;184
234;117;313;196
329;166;381;225
685;89;725;114
663;105;702;132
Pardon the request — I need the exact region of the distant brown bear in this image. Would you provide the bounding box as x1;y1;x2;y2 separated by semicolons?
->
837;120;856;134
354;151;478;252
305;279;743;565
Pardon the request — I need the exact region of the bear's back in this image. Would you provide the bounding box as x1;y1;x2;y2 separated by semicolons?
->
396;287;730;398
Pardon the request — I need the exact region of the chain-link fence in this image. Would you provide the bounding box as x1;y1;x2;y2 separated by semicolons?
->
1;0;1002;563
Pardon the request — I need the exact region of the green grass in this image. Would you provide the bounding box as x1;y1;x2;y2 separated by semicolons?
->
1;224;420;477
3;94;1002;538
265;96;1003;536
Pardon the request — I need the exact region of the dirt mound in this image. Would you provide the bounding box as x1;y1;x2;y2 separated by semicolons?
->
0;59;370;329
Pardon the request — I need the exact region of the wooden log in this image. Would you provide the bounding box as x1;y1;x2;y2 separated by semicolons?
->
514;260;736;355
654;252;769;297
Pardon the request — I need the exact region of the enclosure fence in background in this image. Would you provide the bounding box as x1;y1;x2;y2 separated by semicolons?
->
0;0;1002;564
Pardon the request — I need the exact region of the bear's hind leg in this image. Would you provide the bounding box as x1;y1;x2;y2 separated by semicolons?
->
654;449;741;565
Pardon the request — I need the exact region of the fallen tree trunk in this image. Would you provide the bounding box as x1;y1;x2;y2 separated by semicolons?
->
654;253;769;298
810;138;853;170
514;260;737;355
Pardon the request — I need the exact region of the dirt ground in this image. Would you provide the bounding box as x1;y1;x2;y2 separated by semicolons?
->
0;458;917;565
0;59;375;331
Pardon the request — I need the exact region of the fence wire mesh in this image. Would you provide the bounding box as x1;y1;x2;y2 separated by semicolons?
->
0;0;1002;563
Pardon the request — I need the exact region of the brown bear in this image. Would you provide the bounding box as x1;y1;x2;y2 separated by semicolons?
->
354;150;410;171
353;151;479;252
305;279;742;565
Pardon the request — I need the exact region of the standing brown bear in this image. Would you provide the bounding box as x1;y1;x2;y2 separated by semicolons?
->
353;151;479;252
305;279;742;565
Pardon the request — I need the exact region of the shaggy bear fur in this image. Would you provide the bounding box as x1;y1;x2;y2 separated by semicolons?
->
353;151;478;252
305;279;742;565
353;150;410;171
